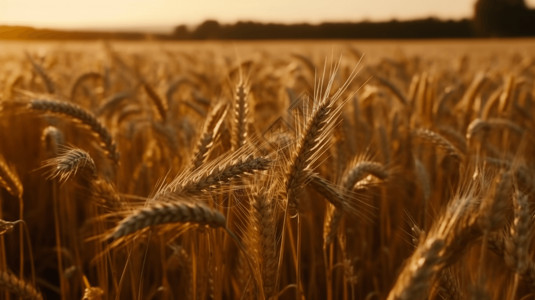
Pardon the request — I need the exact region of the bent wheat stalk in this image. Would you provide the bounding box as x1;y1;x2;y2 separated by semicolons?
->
29;99;119;163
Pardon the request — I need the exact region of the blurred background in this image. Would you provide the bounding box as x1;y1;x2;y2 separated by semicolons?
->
0;0;534;39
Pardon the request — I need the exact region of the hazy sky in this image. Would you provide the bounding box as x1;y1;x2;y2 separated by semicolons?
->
1;0;535;31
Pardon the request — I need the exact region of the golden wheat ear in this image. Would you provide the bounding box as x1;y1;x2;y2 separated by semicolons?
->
162;154;271;197
29;99;119;163
106;200;226;242
247;182;278;298
190;101;229;171
70;71;103;104
0;270;43;300
42;147;97;183
232;81;249;151
141;79;168;121
285;56;361;212
0;155;23;199
25;52;55;94
41;126;64;157
413;128;465;161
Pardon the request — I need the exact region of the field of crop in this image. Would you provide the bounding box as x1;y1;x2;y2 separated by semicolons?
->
0;39;534;299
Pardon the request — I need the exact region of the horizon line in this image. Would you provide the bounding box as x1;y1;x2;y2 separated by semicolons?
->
1;15;473;34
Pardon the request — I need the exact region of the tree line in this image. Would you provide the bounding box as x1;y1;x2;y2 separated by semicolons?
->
172;18;475;40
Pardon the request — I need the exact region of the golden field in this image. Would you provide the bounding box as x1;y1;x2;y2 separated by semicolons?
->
0;39;534;299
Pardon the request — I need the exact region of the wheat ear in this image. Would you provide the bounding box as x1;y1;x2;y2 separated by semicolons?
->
70;71;103;102
41;126;64;157
342;160;388;190
232;82;249;150
505;191;531;274
477;171;513;232
283;58;359;211
388;177;487;299
29;99;119;163
0;156;23;199
166;155;270;197
250;189;278;297
190;102;228;170
95;90;132;117
0;270;43;300
91;178;123;210
25;52;55;94
373;74;408;106
498;74;515;113
437;268;462;300
308;172;347;210
142;79;168;121
387;238;445;300
466;118;524;141
285;95;338;210
44;147;96;182
325;163;387;245
107;201;226;242
413;128;464;161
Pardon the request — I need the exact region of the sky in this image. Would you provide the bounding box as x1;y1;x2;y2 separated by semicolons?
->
1;0;534;32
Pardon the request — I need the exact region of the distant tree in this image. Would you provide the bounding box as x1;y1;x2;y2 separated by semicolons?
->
474;0;535;36
173;25;190;39
192;20;222;39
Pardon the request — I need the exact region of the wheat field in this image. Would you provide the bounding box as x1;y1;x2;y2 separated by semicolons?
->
0;39;534;299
